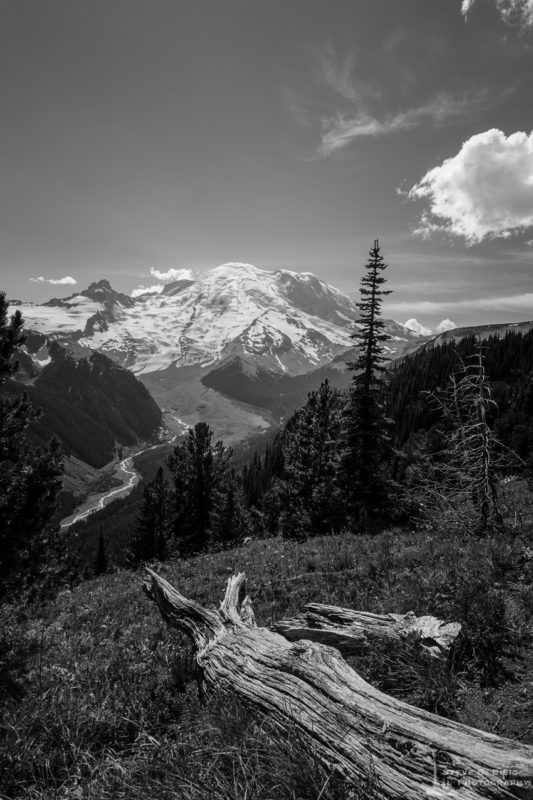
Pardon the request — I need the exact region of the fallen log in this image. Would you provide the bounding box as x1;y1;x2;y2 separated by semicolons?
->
143;569;533;800
273;603;461;658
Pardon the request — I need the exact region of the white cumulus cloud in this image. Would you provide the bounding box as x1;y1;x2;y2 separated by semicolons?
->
29;276;77;285
150;267;193;282
436;318;457;333
404;318;432;336
408;128;533;244
131;283;164;298
461;0;533;28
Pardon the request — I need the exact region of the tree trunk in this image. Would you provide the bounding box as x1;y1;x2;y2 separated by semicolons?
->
143;569;533;800
273;603;461;658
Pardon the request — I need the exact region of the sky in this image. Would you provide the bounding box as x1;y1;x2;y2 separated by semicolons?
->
1;0;533;332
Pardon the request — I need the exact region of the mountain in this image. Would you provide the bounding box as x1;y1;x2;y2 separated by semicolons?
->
2;337;163;468
16;265;423;442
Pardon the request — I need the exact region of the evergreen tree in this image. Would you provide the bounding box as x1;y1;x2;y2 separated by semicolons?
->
93;530;108;575
168;422;242;552
0;293;63;595
338;240;394;526
131;466;172;564
272;380;343;537
211;466;247;546
242;451;263;508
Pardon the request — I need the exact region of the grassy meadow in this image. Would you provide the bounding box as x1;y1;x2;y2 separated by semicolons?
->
2;508;533;799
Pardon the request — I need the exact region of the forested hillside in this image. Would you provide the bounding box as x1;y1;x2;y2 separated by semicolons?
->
1;345;162;467
387;330;533;459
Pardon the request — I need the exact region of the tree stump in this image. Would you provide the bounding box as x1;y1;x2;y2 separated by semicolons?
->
143;569;533;799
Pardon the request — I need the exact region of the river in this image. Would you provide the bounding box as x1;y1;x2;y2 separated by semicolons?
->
59;455;142;529
59;417;190;530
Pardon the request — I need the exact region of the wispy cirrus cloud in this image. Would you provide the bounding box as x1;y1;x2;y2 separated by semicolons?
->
386;292;533;316
286;44;498;157
317;45;363;103
461;0;533;28
308;45;494;156
29;276;77;285
319;90;492;156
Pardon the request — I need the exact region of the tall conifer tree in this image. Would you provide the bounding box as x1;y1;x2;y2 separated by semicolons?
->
0;292;63;594
131;466;172;564
93;529;109;575
338;240;394;526
274;380;342;537
168;422;241;552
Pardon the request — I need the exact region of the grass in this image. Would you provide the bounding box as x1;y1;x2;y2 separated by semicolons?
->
2;523;533;799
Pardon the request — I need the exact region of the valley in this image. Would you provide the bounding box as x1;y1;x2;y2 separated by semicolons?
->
60;455;140;528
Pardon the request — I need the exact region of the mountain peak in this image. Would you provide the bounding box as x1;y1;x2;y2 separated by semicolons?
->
87;279;113;293
20;265;417;379
210;262;263;274
82;280;134;308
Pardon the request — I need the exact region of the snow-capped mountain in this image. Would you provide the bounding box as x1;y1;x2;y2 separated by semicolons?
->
18;264;418;372
16;264;422;443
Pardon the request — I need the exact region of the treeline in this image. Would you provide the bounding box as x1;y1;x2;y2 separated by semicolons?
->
387;330;533;460
241;329;533;537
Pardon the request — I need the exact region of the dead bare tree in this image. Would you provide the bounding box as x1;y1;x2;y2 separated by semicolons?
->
143;568;533;800
420;340;523;533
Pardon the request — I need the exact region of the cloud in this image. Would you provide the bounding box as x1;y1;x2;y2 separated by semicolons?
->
461;0;475;15
318;45;361;103
461;0;533;28
29;276;77;285
408;129;533;244
386;292;533;315
436;318;457;333
149;267;193;282
404;318;432;336
320;112;414;155
319;92;490;156
131;283;164;298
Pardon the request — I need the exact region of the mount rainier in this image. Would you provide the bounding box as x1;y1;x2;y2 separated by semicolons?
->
16;263;422;444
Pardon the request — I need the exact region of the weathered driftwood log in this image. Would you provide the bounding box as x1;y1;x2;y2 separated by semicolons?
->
143;569;533;800
273;604;461;658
